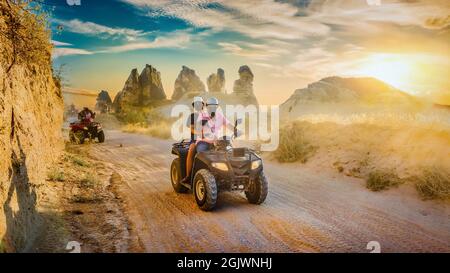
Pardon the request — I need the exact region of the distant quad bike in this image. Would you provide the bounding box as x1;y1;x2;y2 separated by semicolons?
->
170;120;268;211
69;121;105;144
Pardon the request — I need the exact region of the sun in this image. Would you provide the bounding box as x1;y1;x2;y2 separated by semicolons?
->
356;54;414;91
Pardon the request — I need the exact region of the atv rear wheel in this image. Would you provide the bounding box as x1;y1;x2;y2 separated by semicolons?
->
170;158;188;193
97;130;105;143
193;169;217;211
245;172;268;204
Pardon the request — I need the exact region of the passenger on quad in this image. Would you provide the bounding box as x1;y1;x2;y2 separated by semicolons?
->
202;97;240;144
180;97;208;184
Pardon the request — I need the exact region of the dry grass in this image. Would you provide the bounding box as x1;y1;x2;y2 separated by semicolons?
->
414;168;450;200
274;122;317;163
122;122;172;139
47;168;65;182
366;170;403;191
79;173;100;189
63;153;90;167
121;108;174;139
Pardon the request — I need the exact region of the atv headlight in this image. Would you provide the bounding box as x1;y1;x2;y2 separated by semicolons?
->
251;160;262;170
212;162;229;171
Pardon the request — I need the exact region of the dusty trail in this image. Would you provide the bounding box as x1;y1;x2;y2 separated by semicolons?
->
85;130;450;253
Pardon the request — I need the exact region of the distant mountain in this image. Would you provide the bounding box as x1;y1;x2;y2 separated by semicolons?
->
281;76;422;118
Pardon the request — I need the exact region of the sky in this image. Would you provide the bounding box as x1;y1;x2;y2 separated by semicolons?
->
48;0;450;105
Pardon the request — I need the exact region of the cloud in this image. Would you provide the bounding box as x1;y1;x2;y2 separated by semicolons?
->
119;0;449;82
98;31;191;53
52;19;147;41
218;41;289;60
121;0;330;40
122;0;450;42
424;15;450;29
52;30;191;57
51;40;72;46
52;47;94;58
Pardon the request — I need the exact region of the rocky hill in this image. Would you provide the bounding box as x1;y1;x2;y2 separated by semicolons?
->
281;76;421;119
113;64;166;112
0;1;63;252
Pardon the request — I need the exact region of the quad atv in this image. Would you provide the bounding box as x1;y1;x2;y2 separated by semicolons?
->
69;121;105;144
170;120;268;211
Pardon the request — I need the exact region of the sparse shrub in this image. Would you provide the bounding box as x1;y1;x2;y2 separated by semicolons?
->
47;168;65;182
72;156;89;167
64;154;90;167
115;106;148;125
79;173;99;189
0;0;52;73
0;240;6;253
366;170;403;191
415;168;450;200
274;122;316;163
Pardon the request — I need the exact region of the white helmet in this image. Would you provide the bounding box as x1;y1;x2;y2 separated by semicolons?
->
206;97;219;116
192;96;204;105
192;96;204;110
206;97;219;106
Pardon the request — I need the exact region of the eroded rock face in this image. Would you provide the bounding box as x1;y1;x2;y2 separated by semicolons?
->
232;65;258;105
113;65;166;112
233;65;254;95
0;6;64;251
207;68;225;93
172;66;205;101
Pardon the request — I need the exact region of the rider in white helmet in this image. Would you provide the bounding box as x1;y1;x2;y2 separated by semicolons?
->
181;96;207;183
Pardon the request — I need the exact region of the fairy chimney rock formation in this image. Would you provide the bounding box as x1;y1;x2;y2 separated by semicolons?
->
113;65;166;112
207;68;226;93
172;65;206;101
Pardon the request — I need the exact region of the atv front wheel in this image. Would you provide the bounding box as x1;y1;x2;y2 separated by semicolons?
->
97;130;105;143
170;158;188;193
245;172;268;204
193;169;217;211
71;131;85;144
69;131;76;143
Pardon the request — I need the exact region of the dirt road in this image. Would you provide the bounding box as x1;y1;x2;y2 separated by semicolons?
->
85;130;450;252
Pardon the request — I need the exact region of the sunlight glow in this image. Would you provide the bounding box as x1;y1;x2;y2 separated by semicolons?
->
357;54;415;91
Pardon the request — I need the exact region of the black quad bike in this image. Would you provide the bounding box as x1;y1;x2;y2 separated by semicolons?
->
170;120;268;211
69;121;105;144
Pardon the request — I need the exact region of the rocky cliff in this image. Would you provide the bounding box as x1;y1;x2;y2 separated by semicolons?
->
172;66;205;100
113;65;166;112
0;1;63;252
207;68;225;93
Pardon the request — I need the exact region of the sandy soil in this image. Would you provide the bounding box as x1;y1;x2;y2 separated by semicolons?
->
83;130;450;253
30;146;143;253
